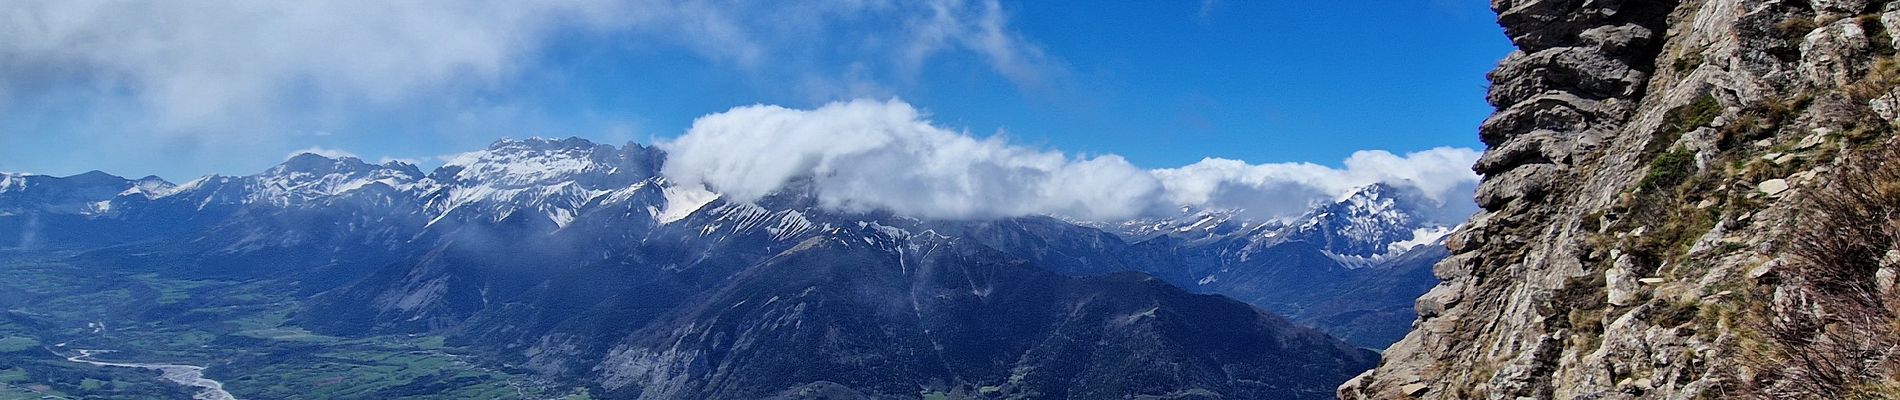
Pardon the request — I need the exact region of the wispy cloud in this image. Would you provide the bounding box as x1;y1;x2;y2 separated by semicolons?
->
902;0;1061;90
0;0;1061;174
1197;0;1223;23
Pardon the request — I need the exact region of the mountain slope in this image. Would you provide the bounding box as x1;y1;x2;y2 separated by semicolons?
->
289;187;1381;398
0;135;1444;398
0;137;1394;398
1098;184;1463;348
593;236;1376;399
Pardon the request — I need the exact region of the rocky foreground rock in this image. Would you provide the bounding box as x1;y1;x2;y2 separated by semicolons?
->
1344;0;1900;398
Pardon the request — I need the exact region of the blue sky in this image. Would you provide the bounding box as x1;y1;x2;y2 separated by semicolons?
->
0;1;1511;181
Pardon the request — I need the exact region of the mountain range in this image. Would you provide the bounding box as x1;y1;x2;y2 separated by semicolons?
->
0;137;1470;399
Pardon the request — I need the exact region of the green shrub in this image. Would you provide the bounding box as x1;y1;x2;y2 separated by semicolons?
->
1641;149;1696;193
1650;95;1723;155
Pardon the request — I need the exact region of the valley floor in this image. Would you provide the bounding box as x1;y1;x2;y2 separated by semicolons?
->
0;250;589;400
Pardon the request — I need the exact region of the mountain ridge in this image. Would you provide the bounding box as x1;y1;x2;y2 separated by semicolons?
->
2;137;1467;351
0;136;1437;398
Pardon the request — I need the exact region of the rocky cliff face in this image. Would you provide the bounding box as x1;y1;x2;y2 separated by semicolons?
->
1344;0;1900;398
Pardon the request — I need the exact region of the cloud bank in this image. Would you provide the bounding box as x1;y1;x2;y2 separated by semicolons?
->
1153;148;1481;221
662;99;1480;221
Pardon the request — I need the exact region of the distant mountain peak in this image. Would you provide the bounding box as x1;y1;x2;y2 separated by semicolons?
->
125;175;178;198
274;152;382;176
1086;207;1254;242
1099;182;1462;271
485;136;612;152
441;137;656;190
1338;181;1398;199
67;170;123;182
0;170;168;215
1278;182;1463;267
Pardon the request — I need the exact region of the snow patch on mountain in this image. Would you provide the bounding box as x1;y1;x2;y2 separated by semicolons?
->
438;137;632;189
655;184;718;224
1387;226;1453;255
414;138;660;229
250;154;433;206
123;176;179;198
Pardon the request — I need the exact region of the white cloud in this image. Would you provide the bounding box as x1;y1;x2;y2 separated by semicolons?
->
0;0;1060;178
661;99;1162;220
0;0;1055;135
1153;147;1482;218
662;99;1480;221
3;1;615;134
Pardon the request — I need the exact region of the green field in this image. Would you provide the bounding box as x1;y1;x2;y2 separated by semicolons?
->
0;337;37;353
0;251;581;399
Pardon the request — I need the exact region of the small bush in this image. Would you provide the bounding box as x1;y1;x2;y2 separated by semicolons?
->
1552;274;1610;314
1642;149;1696;193
1570;308;1606;352
1778;16;1819;49
1767;93;1814;123
1651;95;1724;155
1550;274;1610;352
1844;57;1900;103
1860;14;1896;57
1650;299;1702;327
1674;55;1706;73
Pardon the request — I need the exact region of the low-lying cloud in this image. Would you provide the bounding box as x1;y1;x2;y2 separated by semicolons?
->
662;99;1480;221
661;100;1163;219
1154;148;1481;221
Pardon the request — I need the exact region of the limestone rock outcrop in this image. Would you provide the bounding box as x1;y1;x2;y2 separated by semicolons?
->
1343;0;1900;398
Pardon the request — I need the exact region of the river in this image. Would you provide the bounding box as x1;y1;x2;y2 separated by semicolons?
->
61;349;237;400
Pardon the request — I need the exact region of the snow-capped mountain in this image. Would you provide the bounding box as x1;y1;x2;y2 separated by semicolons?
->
12;138;1461;269
0;136;1466;363
1087;207;1260;243
39;138;673;236
424;137;662;228
1111;183;1461;270
162;154;429;210
1280;183;1458;267
0;171;173;216
1071;183;1466;347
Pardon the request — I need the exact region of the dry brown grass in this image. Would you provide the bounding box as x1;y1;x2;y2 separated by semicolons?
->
1751;141;1900;399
